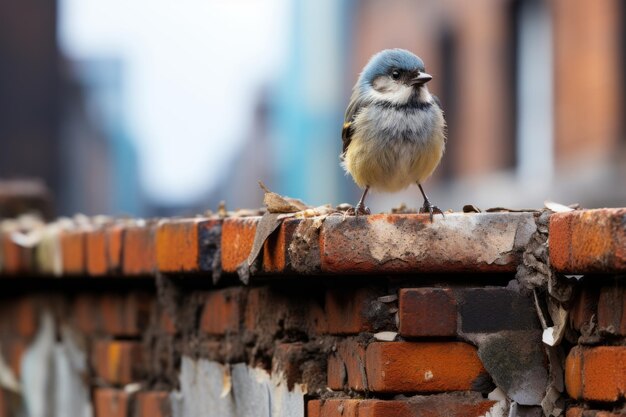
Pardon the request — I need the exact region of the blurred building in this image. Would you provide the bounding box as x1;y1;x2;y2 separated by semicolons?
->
347;0;626;210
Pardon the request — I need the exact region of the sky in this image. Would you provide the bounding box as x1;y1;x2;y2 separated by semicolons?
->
58;0;290;205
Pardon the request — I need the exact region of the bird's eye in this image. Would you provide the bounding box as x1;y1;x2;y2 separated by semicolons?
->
391;70;400;80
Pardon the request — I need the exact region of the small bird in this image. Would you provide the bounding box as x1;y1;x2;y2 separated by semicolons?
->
341;49;446;220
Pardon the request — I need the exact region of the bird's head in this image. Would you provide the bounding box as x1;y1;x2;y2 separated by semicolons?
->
358;49;433;106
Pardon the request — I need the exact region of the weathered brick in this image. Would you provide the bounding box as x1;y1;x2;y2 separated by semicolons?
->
135;391;171;417
199;288;242;335
325;287;385;334
91;340;144;385
243;286;325;336
272;343;306;390
221;217;260;273
86;226;108;276
566;346;626;402
100;293;154;337
358;396;498;417
307;400;322;417
156;218;221;274
597;283;626;336
159;309;176;335
94;388;129;417
0;297;39;339
0;228;31;274
320;213;536;274
399;288;457;337
61;228;86;275
458;288;540;333
72;293;100;334
567;407;626;417
365;342;487;393
327;338;368;391
550;209;626;273
570;286;600;331
312;399;360;417
122;222;156;276
262;219;300;274
106;223;125;274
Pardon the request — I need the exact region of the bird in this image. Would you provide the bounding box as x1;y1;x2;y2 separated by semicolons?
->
341;48;446;221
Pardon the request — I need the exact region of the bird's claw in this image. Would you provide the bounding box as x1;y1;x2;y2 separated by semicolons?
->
355;203;371;218
420;201;444;222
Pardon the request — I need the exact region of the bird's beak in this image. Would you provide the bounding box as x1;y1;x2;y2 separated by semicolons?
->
411;72;432;86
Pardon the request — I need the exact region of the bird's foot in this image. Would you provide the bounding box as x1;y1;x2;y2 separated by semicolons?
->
419;200;444;222
355;202;371;218
343;202;370;218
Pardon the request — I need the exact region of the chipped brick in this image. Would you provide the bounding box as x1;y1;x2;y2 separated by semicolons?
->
550;208;626;273
61;228;86;275
399;288;457;337
91;340;144;385
320;213;536;274
122;222;156;276
221;217;260;273
94;388;130;417
86;226;108;276
199;288;242;335
365;342;487;393
327;338;368;391
325;287;389;334
597;283;626;336
135;391;171;417
566;346;626;402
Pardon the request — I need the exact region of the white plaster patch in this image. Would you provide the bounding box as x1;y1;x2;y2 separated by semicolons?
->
175;357;304;417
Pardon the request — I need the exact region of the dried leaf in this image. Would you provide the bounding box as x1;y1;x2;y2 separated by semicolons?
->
259;181;310;213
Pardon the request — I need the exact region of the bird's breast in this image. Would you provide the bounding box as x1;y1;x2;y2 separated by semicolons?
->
342;103;445;192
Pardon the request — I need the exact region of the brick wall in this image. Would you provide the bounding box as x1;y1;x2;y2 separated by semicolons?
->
0;208;624;417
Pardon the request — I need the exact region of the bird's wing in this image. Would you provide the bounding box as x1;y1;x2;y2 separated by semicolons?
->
341;89;366;155
432;94;448;144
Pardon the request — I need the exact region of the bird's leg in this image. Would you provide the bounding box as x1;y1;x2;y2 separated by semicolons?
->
355;186;371;217
418;183;444;222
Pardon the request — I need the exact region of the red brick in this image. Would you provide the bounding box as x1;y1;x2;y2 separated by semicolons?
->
106;224;125;274
550;209;626;273
320;213;535;274
597;283;626;336
200;288;242;335
1;230;31;274
325;288;381;334
570;286;600;331
565;346;584;400
243;286;324;336
273;343;305;390
135;391;170;417
307;400;322;417
122;222;156;276
399;288;457;337
86;226;108;276
61;228;86;275
566;346;626;402
263;219;311;273
314;399;360;417
365;342;486;393
159;309;176;335
100;293;154;337
72;293;100;334
94;388;129;417
358;397;497;417
327;338;368;391
221;217;260;273
91;340;144;385
0;339;26;379
156;218;221;273
0;297;40;339
567;407;626;417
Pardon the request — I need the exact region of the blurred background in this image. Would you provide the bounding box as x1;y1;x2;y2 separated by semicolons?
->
0;0;624;218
